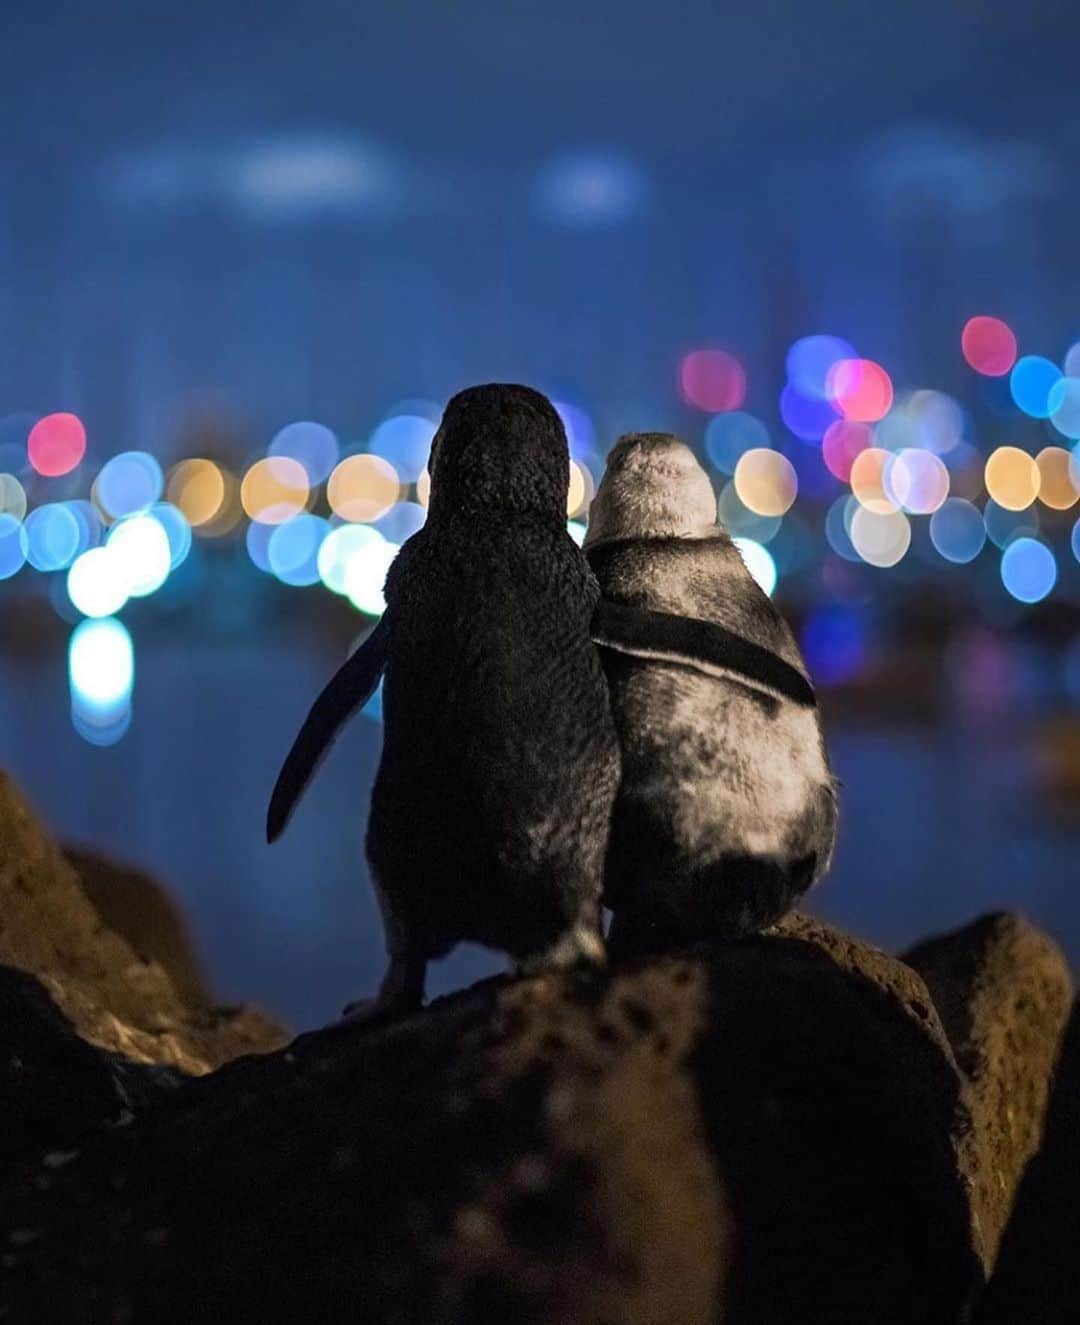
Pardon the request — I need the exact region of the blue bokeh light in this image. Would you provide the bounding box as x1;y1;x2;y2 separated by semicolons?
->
1000;537;1057;603
929;498;986;564
95;451;164;518
374;500;426;544
68;616;134;746
269;421;339;485
824;495;861;562
25;503;81;571
150;502;193;570
368;414;436;483
779;383;838;442
983;500;1038;550
704;411;770;474
0;513;28;579
245;520;275;574
1009;356;1062;419
267;513;328;586
1048;377;1080;439
785;335;856;401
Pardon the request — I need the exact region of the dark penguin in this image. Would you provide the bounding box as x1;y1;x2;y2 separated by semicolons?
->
267;385;619;1016
584;432;837;952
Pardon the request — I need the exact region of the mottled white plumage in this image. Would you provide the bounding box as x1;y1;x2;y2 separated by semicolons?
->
585;433;837;946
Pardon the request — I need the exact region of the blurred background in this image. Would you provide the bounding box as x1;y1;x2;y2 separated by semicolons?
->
2;0;1079;1029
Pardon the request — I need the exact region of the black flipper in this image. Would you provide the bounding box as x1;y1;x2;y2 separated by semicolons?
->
591;599;817;709
266;616;391;843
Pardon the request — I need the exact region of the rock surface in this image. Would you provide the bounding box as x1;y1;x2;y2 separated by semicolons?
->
0;773;1074;1323
0;773;286;1075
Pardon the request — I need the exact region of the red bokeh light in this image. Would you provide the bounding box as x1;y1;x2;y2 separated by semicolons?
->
826;359;893;423
27;413;87;477
822;419;872;481
960;316;1017;377
679;349;747;413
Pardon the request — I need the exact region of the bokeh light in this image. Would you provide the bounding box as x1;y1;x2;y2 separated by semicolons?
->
961;317;1017;376
822;420;871;481
268;421;339;485
0;514;28;580
983;500;1039;550
27;413;87;477
64;500;104;557
733;449;797;516
1035;447;1078;510
415;469;431;508
344;532;399;615
883;449;950;514
0;474;28;521
850;506;911;568
704;411;770;474
374;501;426;544
717;483;781;543
68;616;133;746
785;335;856;401
327;454;400;522
826;359;894;422
67;546;130;618
567;459;593;517
1048;378;1080;440
849;447;896;513
553;401;598;467
907;390;965;455
107;514;172;597
731;537;777;596
245;520;275;574
567;520;586;547
1072;517;1080;564
1009;356;1062;419
930;499;986;564
679;349;746;413
1000;538;1057;604
241;456;309;524
167;458;227;527
369;413;437;482
984;446;1040;510
317;523;383;596
779;384;838;441
150;502;193;569
94;451;164;520
824;495;862;562
25;503;81;572
267;513;328;587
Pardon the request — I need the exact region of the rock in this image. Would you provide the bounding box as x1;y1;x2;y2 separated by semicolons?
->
0;772;1073;1323
2;927;983;1324
976;998;1080;1325
905;912;1074;1268
0;772;286;1074
64;847;210;1005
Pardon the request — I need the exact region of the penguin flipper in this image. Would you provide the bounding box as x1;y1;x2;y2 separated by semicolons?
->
591;599;816;709
266;615;391;844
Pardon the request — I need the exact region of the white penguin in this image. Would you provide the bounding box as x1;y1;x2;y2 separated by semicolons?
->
584;432;838;951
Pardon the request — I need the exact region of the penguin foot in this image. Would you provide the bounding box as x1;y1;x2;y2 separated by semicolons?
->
339;994;416;1024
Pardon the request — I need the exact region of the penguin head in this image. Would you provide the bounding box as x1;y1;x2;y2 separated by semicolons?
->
584;433;720;548
427;384;569;520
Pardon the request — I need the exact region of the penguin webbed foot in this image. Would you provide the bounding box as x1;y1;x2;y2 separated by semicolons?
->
339;949;426;1024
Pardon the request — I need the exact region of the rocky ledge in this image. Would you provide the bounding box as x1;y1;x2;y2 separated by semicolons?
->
0;771;1075;1324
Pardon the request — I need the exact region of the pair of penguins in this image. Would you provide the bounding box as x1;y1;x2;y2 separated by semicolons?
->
267;384;838;1018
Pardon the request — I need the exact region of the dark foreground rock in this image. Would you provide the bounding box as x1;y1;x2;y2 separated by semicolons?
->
0;776;1074;1324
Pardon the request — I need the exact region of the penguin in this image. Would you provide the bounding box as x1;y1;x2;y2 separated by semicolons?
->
583;432;838;952
267;385;620;1017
